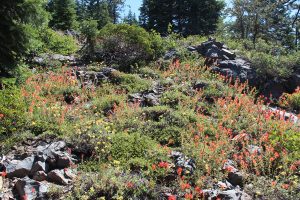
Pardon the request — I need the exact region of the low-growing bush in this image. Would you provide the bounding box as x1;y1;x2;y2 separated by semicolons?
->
92;94;126;115
160;90;189;109
38;28;78;55
97;24;166;71
279;87;300;113
110;70;152;93
110;132;166;169
0;86;27;135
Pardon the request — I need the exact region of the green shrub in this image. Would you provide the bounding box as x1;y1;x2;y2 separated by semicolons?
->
0;86;27;135
110;132;163;168
80;19;98;57
97;23;166;71
279;87;300;112
140;106;197;145
92;94;126;114
138;67;161;79
110;71;152;93
38;28;78;55
251;52;294;80
160;90;188;108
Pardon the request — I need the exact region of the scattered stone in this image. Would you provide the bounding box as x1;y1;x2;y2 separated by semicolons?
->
5;156;34;178
1;140;77;199
193;81;209;90
30;161;47;175
144;93;160;106
53;151;73;169
33;171;47;182
163;49;178;60
247;145;262;155
64;168;76;180
15;177;49;200
32;54;75;65
228;171;244;187
170;151;196;175
218;188;244;200
48;170;69;185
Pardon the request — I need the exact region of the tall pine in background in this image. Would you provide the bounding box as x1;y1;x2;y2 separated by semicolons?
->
48;0;77;30
140;0;224;35
228;0;299;48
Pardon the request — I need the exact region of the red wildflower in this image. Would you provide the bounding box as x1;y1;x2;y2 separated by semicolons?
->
158;161;169;168
177;167;183;176
184;193;193;199
224;166;235;173
274;152;280;158
270;157;275;162
168;195;176;200
0;171;7;177
290;164;297;171
195;186;203;196
152;164;157;171
271;181;277;187
181;183;191;190
281;184;289;190
0;113;4;119
126;182;134;189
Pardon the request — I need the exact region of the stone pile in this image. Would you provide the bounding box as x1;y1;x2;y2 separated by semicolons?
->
75;67;117;87
189;38;256;84
128;82;164;107
0;140;77;200
32;54;76;65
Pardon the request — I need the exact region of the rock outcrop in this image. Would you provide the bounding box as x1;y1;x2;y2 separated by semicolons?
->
0;140;77;200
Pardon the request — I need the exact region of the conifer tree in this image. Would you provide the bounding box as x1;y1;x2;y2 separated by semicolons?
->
123;9;138;25
140;0;224;36
0;0;49;75
48;0;77;30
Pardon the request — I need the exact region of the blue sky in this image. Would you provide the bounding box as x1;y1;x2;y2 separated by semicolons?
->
123;0;232;17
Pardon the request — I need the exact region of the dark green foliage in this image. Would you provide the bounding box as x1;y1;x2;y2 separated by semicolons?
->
0;0;48;75
80;19;98;55
75;0;124;27
85;0;112;28
123;10;138;25
140;0;224;35
48;0;77;30
97;24;166;71
227;0;299;48
160;90;188;108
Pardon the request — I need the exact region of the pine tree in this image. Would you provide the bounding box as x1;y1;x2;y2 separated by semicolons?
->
48;0;77;30
0;0;49;75
229;0;299;48
123;9;138;25
140;0;224;36
107;0;125;24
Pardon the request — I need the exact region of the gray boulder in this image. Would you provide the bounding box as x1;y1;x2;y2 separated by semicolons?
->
30;161;47;175
228;171;244;187
32;171;47;182
5;156;34;178
47;170;69;185
15;177;49;200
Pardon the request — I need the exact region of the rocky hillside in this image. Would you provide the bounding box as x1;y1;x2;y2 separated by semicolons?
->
1;37;300;200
